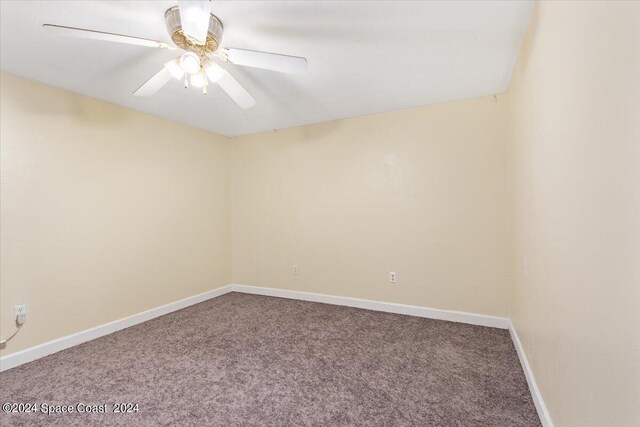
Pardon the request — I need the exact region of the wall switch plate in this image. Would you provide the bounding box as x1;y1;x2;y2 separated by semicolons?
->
15;304;26;325
390;272;397;283
293;265;300;275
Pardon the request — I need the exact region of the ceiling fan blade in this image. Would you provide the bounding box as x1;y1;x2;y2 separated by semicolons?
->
223;48;308;76
43;24;175;50
205;62;256;109
178;1;211;45
133;67;173;97
218;73;257;109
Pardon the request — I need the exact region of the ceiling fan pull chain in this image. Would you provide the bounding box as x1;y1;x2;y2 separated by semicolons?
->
184;76;189;89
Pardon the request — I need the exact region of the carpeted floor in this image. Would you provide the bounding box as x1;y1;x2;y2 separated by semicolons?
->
0;293;540;426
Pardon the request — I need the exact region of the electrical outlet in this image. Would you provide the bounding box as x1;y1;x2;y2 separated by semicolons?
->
389;272;397;283
15;304;26;325
293;265;300;275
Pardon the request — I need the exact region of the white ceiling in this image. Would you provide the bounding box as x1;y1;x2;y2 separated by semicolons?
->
0;1;533;137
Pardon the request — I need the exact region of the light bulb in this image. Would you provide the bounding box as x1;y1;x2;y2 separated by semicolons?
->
204;61;225;83
190;70;208;88
164;59;184;80
179;52;201;74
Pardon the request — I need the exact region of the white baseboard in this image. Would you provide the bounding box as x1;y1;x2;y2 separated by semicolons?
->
232;285;553;424
2;282;550;427
231;284;510;329
0;285;234;372
509;322;554;427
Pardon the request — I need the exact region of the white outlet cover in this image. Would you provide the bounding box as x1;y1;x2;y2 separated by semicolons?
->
14;304;26;316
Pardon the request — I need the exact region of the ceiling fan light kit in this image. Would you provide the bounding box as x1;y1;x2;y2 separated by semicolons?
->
164;59;185;80
43;0;308;108
189;70;208;88
179;51;201;75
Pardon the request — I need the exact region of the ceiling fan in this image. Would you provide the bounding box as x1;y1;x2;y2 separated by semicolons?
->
43;0;308;109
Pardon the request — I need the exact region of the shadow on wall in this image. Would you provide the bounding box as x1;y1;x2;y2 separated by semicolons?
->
4;76;129;127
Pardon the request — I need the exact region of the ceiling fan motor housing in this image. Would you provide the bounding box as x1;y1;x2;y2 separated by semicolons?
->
165;6;223;57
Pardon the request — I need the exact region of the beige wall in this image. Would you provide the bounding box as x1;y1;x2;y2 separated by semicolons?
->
3;3;639;424
507;2;640;426
0;73;231;355
231;96;511;317
2;71;512;359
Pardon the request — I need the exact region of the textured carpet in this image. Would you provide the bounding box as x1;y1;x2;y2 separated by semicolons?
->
0;293;540;426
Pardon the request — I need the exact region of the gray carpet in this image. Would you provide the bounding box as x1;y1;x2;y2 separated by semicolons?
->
0;293;540;426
